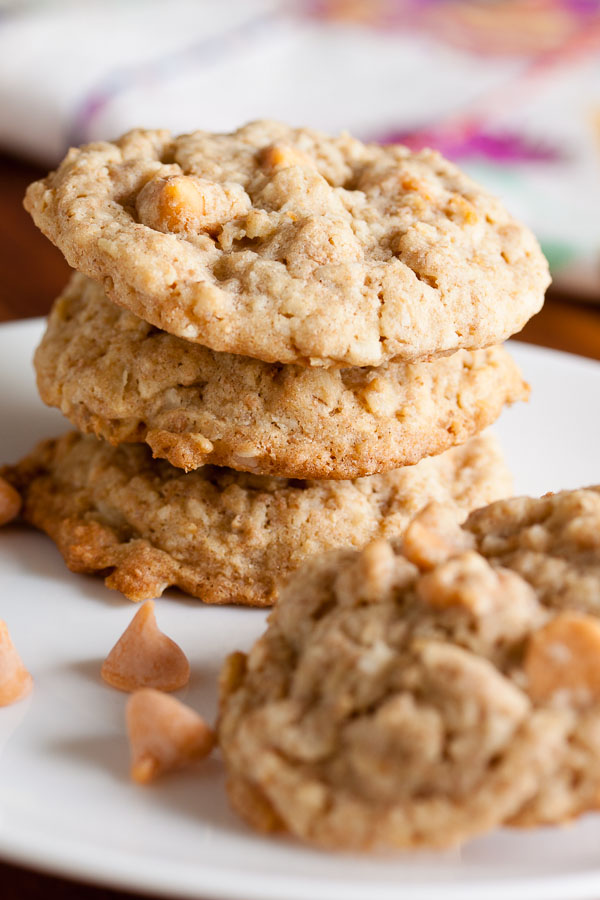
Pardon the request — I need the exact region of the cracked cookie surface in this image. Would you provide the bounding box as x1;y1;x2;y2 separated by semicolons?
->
25;121;549;367
35;273;528;478
1;431;511;606
219;487;600;849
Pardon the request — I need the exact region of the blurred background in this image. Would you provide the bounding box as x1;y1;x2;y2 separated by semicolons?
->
0;0;599;348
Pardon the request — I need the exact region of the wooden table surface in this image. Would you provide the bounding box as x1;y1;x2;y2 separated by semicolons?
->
1;150;599;900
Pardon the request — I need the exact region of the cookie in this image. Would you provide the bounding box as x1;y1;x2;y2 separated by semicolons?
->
35;274;528;478
1;431;511;606
219;487;600;850
24;121;550;367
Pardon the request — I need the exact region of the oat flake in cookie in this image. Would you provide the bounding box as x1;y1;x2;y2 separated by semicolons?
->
25;121;550;367
35;273;528;478
218;487;600;850
1;431;511;606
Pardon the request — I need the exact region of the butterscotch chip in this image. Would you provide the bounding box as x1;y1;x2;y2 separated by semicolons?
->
525;613;600;706
0;431;511;606
34;273;528;478
416;551;540;621
219;485;600;851
261;142;313;170
136;174;250;237
0;476;21;526
402;502;474;570
126;688;214;783
0;620;33;706
24;121;549;367
101;600;190;692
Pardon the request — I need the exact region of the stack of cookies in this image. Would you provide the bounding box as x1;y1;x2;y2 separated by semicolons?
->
6;121;549;606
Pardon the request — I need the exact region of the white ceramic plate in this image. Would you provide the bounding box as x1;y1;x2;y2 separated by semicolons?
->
1;319;600;900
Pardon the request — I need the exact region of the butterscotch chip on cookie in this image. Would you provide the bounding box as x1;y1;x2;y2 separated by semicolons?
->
25;121;549;367
219;486;600;851
35;273;529;478
0;431;511;606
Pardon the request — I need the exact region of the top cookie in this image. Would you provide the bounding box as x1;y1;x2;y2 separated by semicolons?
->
25;121;550;367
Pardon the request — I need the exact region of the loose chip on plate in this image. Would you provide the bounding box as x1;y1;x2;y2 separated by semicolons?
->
0;620;33;706
101;601;190;692
126;688;215;784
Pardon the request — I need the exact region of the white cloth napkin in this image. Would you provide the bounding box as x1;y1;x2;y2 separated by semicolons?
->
0;0;598;297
